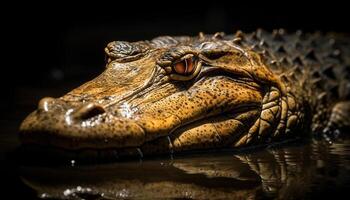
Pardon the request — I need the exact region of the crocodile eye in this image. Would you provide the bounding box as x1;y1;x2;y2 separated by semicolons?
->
173;57;195;75
157;50;202;81
164;55;202;81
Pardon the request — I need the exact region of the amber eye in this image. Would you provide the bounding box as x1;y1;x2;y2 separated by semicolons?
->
162;54;202;81
173;57;195;75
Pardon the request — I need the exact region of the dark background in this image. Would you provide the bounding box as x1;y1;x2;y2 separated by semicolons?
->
2;1;350;121
1;2;350;199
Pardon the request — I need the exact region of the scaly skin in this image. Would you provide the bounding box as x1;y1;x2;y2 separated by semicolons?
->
19;29;350;158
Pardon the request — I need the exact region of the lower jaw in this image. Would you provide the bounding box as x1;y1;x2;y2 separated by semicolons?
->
14;137;303;166
12;142;240;166
15;134;204;165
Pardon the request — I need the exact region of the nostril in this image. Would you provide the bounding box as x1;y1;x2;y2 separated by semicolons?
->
38;97;55;112
72;103;106;120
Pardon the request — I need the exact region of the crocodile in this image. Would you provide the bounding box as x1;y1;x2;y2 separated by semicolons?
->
19;29;350;159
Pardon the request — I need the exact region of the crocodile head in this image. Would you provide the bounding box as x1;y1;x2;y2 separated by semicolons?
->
19;34;303;157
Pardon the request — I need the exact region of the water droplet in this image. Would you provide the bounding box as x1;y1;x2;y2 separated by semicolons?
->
119;102;134;118
65;109;74;126
116;189;129;198
40;193;49;198
63;189;72;196
71;159;76;166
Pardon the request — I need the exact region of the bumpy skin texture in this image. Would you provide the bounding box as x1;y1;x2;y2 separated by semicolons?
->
19;29;350;158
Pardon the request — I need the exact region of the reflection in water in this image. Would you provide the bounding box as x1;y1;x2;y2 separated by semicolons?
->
18;138;350;199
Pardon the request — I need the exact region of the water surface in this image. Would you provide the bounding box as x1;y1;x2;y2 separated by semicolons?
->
1;129;350;199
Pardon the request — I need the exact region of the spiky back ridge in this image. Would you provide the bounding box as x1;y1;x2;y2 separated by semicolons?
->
228;29;350;132
230;29;350;101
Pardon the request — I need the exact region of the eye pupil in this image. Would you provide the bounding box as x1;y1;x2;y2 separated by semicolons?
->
173;57;195;75
174;61;186;74
186;58;194;74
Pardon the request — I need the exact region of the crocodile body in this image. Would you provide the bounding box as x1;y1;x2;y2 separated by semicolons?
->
19;29;350;159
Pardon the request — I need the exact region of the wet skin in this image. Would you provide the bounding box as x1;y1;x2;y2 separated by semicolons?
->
19;31;350;157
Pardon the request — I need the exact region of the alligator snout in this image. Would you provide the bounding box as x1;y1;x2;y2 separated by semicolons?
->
20;95;146;149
